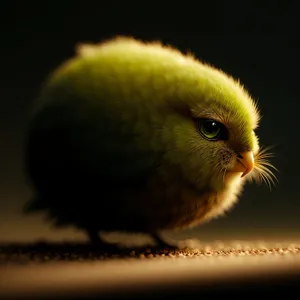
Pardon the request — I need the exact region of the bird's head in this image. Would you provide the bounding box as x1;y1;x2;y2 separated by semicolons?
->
145;43;279;193
75;37;278;194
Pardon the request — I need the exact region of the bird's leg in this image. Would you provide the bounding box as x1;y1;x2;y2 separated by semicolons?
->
86;229;120;252
86;229;102;245
151;232;179;250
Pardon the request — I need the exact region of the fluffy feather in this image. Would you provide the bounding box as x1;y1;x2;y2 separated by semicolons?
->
24;36;276;240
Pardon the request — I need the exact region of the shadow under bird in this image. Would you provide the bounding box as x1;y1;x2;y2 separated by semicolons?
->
23;36;277;249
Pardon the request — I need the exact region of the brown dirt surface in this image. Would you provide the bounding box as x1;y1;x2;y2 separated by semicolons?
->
1;240;300;264
1;241;300;299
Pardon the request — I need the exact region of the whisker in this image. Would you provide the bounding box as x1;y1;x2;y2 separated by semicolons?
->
253;167;277;190
263;173;276;189
261;173;272;190
256;166;277;180
256;144;278;154
256;153;276;159
256;164;278;181
256;161;279;172
249;144;279;190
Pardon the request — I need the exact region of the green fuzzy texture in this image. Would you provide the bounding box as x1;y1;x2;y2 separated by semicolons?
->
24;37;260;234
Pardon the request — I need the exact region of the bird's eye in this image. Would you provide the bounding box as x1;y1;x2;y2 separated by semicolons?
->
197;118;228;141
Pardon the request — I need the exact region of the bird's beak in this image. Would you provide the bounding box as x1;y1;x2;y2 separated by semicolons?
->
228;151;254;178
239;151;254;177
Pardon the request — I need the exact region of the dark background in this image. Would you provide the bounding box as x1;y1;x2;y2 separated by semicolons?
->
0;1;299;243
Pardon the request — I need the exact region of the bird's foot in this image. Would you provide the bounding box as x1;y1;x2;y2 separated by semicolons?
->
86;229;121;253
151;233;180;251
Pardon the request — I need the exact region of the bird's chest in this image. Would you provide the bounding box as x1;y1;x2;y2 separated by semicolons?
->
118;171;244;232
132;175;244;231
156;187;222;230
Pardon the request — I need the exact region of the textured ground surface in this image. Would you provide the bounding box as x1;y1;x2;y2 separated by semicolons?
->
1;240;300;263
1;240;300;299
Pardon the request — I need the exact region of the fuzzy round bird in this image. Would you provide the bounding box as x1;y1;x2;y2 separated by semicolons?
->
24;36;277;248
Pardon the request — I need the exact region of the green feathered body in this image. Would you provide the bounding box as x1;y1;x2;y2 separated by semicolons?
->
24;37;259;234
